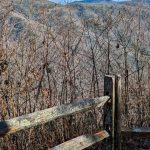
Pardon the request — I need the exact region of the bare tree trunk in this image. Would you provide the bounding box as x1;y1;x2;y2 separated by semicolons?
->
124;47;129;116
107;31;110;75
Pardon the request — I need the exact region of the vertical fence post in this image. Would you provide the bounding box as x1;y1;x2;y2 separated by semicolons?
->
103;75;121;150
115;75;121;150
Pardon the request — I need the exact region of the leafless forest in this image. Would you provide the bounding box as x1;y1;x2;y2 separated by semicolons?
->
0;0;149;149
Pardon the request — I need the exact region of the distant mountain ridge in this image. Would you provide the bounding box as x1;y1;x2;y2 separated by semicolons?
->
71;0;112;3
71;0;150;5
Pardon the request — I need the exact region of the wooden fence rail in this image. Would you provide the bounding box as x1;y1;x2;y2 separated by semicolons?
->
0;96;109;137
51;130;109;150
121;127;150;138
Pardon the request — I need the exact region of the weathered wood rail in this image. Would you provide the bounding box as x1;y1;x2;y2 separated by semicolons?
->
0;75;149;150
0;96;109;136
122;127;150;138
52;130;109;150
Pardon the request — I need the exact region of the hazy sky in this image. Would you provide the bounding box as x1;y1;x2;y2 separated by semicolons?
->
49;0;130;4
49;0;81;4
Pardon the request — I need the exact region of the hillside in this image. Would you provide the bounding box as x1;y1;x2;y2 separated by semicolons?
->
0;0;150;149
1;0;150;112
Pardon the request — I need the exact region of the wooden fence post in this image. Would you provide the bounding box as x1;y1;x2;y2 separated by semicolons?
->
115;75;121;150
103;75;121;150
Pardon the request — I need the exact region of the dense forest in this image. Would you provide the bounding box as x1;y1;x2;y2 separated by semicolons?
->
0;0;149;149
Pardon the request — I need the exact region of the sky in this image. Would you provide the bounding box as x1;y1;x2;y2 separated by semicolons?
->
49;0;130;4
49;0;81;4
49;0;131;4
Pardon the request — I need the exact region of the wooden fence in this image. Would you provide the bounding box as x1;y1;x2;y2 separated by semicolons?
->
0;75;149;150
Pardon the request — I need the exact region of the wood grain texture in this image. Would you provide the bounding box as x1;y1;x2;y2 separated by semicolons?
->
0;96;109;137
51;130;109;150
103;75;121;150
103;75;115;150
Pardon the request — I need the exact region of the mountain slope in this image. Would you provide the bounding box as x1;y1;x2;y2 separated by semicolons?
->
0;3;150;149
